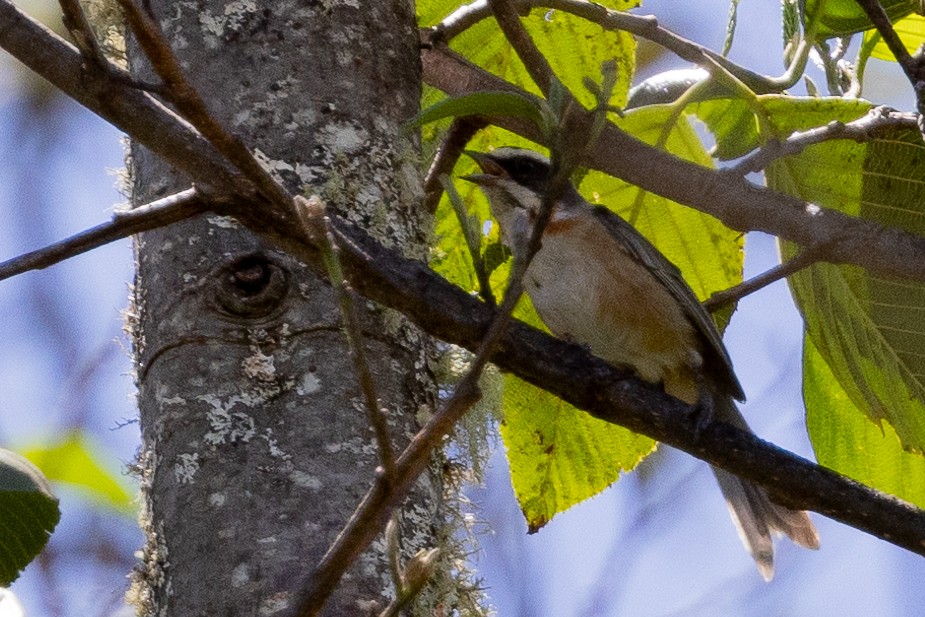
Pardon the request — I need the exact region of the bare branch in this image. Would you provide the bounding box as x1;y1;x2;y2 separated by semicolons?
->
0;1;253;198
703;247;822;313
0;188;209;282
851;0;918;80
295;196;396;478
731;105;917;174
850;0;925;131
487;0;555;95
440;175;495;307
422;117;486;214
58;0;106;64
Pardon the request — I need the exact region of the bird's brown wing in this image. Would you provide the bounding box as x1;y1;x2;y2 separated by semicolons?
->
590;205;746;402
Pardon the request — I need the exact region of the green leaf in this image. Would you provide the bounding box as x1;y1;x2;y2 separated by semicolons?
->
0;448;60;585
500;293;655;532
23;432;134;513
864;13;925;61
805;339;925;507
444;6;635;112
765;97;925;455
501;374;656;532
409;91;546;132
692;97;760;161
804;0;918;38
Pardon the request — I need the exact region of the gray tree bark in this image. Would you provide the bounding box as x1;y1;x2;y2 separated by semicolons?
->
125;2;445;614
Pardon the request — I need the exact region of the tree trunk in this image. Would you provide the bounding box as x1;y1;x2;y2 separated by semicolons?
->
126;2;442;614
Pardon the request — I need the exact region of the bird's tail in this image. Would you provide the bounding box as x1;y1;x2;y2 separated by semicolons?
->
710;397;820;581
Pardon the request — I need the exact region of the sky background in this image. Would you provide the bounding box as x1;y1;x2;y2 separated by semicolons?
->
1;0;924;615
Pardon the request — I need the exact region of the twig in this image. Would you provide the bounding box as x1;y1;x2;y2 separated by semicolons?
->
115;0;294;213
58;0;105;64
0;1;254;199
423;117;487;214
487;0;555;96
729;106;915;174
851;0;925;132
703;247;822;312
440;175;495;307
851;0;919;81
377;517;440;617
58;0;166;93
295;196;396;478
0;188;209;282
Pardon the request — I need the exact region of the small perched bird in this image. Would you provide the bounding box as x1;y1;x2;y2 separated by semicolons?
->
463;147;819;580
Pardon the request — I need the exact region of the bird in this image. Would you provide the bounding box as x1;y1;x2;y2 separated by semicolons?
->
462;146;819;580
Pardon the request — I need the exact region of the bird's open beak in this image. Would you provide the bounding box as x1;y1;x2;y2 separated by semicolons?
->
461;150;506;185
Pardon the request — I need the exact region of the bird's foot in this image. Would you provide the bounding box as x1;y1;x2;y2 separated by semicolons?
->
689;397;714;440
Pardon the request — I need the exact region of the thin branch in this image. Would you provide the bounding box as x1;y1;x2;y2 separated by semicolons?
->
703;247;822;313
295;196;396;478
423;117;487;214
115;0;294;213
0;1;254;199
487;0;554;95
58;0;105;64
440;175;495;307
0;188;209;282
730;105;915;174
851;0;918;81
851;0;925;130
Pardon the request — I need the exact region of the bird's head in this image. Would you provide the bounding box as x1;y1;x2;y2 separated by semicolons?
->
462;148;561;252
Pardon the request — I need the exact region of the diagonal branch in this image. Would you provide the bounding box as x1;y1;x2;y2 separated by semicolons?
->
432;0;782;94
0;188;209;281
487;0;554;95
0;0;253;198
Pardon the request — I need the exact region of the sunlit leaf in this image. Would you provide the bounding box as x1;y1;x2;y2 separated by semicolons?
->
864;13;925;61
804;0;917;37
23;432;134;513
501;374;656;532
805;339;925;507
765;97;925;457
